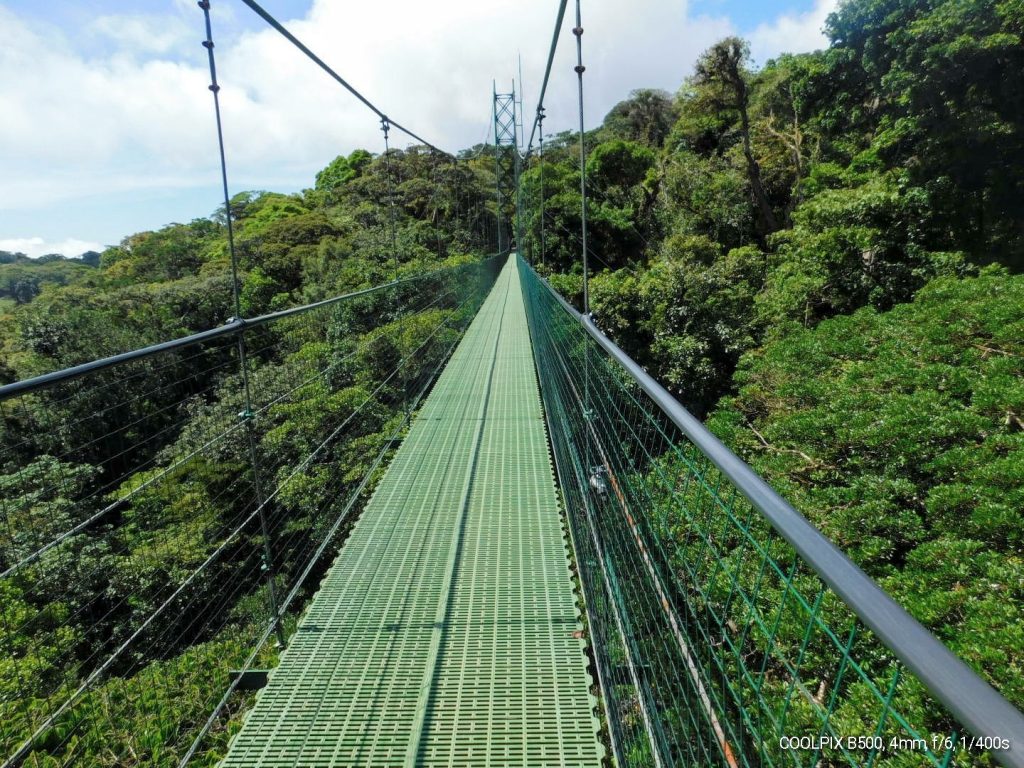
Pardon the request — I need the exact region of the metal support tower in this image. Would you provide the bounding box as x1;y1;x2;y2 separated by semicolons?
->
493;83;520;254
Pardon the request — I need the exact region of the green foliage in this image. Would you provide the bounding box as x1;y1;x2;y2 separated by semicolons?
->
102;219;219;283
0;258;93;305
591;237;766;415
0;457;97;566
240;265;284;315
602;89;677;147
532;0;1021;419
662;149;754;249
2;0;1022;759
519;139;658;273
0;631;277;767
236;193;310;239
587;139;657;194
0;138;497;766
709;268;1024;702
826;0;1024;263
0;581;80;700
519;159;582;272
315;149;373;192
758;172;970;332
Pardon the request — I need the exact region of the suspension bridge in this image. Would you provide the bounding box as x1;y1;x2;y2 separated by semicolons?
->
219;259;602;767
1;0;1023;767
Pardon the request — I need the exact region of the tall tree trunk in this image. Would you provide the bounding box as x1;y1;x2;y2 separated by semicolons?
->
738;99;780;236
697;37;782;239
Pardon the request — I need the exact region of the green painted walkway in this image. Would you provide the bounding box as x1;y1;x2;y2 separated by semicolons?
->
222;258;603;767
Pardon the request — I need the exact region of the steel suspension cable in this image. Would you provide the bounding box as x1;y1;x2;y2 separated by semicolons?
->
538;107;546;265
237;0;450;155
198;0;241;319
380;118;399;271
380;117;410;416
526;0;570;152
572;0;589;315
198;0;286;647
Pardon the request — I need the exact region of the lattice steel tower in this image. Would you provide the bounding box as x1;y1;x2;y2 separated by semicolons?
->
493;82;522;254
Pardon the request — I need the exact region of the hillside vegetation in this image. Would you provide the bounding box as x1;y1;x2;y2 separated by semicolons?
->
0;0;1021;763
0;148;498;765
521;0;1023;722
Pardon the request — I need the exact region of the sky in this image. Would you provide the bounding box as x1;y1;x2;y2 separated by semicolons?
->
0;0;837;258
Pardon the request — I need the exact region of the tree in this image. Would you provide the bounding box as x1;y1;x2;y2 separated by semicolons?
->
826;0;1024;265
603;89;677;147
591;236;767;414
79;250;102;267
662;149;755;250
710;267;1024;705
0;456;98;569
315;149;373;192
693;38;781;237
751;53;828;222
757;172;969;333
101;220;218;283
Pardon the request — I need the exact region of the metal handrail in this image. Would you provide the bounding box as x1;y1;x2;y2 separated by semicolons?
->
522;256;1024;768
0;256;502;402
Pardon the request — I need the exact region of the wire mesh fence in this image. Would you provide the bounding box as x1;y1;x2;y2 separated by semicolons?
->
517;256;1023;768
0;255;504;767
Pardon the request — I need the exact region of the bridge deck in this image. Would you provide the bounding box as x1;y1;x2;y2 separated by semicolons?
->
221;258;602;767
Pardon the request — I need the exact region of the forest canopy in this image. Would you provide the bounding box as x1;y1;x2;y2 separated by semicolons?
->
1;0;1021;763
521;0;1024;726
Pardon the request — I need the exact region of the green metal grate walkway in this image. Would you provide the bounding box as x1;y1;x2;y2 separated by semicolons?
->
221;257;603;767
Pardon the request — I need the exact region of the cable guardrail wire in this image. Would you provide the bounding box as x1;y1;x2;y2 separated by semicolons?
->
516;255;1024;768
0;254;504;767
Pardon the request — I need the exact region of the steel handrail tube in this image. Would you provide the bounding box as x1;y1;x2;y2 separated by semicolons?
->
521;256;1024;768
0;258;500;402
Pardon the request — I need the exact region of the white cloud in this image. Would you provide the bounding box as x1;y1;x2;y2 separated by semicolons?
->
0;2;729;211
87;14;192;55
1;0;835;246
748;0;838;65
0;237;104;259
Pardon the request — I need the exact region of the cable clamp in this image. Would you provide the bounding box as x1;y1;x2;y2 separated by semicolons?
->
202;40;214;50
198;0;210;9
575;65;586;74
238;409;254;421
209;84;221;93
573;26;584;36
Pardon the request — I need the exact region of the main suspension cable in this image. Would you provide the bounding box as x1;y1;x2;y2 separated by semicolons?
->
238;0;451;155
526;0;570;153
